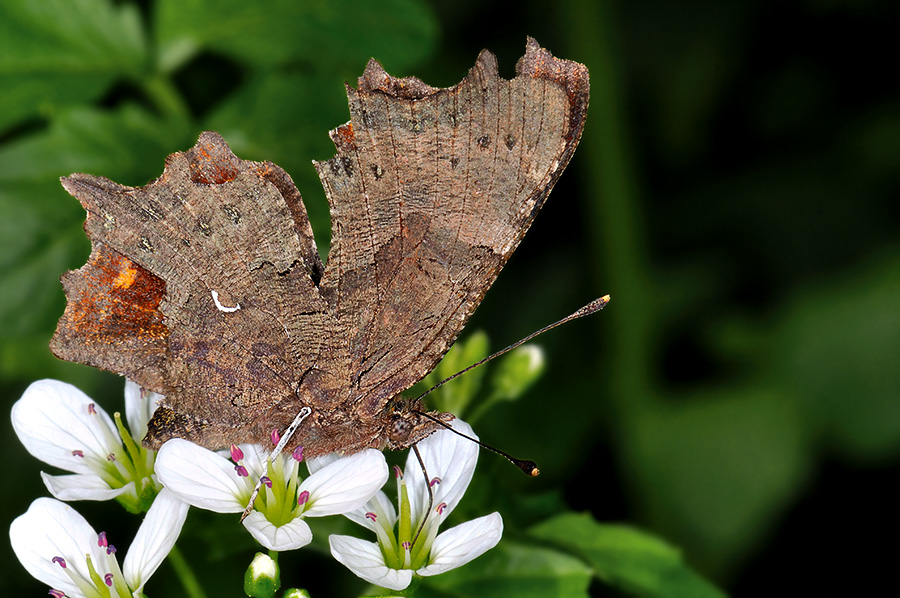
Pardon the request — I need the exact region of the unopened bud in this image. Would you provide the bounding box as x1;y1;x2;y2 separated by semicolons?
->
244;552;280;598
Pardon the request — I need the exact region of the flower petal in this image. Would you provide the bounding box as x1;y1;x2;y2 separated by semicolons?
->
155;439;245;512
242;510;312;551
12;379;119;475
417;512;503;577
41;472;132;502
301;449;388;517
329;534;413;591
344;489;397;532
123;488;189;594
305;452;339;474
9;498;106;596
124;380;163;440
406;419;479;520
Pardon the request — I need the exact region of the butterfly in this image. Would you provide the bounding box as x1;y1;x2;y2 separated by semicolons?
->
50;38;589;459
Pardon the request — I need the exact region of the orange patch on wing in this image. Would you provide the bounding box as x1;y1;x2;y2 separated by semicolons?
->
60;244;168;344
335;122;355;146
112;263;139;290
189;141;239;184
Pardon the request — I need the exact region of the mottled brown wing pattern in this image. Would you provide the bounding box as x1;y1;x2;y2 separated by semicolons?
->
315;38;589;417
52;135;331;449
51;38;589;457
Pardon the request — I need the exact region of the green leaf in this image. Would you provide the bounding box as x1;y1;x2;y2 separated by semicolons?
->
422;330;490;416
772;253;900;460
202;70;352;257
469;344;546;423
418;540;592;598
0;106;191;185
155;0;437;72
0;0;147;132
626;389;810;575
0;106;191;381
530;512;727;598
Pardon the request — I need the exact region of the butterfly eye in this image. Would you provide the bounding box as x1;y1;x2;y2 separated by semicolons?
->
390;415;413;441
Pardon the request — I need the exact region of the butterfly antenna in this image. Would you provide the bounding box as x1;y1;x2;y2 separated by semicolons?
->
413;295;610;405
414;410;540;476
411;295;610;477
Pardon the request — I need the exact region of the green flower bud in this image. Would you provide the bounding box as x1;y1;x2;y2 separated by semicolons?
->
244;552;280;598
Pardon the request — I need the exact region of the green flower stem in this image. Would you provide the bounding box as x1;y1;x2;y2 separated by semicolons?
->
563;0;657;416
167;545;207;598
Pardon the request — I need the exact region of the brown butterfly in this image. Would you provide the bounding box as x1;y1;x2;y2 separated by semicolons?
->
50;38;589;459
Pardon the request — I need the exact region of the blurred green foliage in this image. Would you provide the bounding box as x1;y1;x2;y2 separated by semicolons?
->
2;0;898;596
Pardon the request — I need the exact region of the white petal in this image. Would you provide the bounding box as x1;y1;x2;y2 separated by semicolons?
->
301;449;388;517
417;512;503;577
9;498;106;597
343;490;396;531
124;380;163;439
407;419;479;520
236;443;272;479
12;379;119;475
329;534;413;591
123;488;189;593
42;472;132;501
242;510;312;551
305;452;340;474
155;439;245;513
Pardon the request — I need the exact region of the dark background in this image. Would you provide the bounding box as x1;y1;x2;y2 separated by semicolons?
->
2;0;898;595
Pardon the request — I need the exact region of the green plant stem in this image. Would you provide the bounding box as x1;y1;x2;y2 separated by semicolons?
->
563;0;657;418
167;545;207;598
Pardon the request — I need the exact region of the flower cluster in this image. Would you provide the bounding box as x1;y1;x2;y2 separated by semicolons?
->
12;379;161;512
10;489;188;598
154;438;389;551
10;379;504;595
330;419;503;591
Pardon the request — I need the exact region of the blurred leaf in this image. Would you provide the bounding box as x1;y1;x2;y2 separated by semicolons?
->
155;0;437;72
203;70;353;254
773;253;900;461
418;539;592;598
0;105;191;379
530;512;727;598
627;389;812;574
0;221;81;338
422;330;490;416
849;102;900;180
0;0;147;132
468;344;546;423
0;105;191;185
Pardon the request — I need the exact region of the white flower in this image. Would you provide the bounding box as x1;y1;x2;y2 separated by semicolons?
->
11;379;162;512
9;488;188;598
328;419;503;591
155;438;389;551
